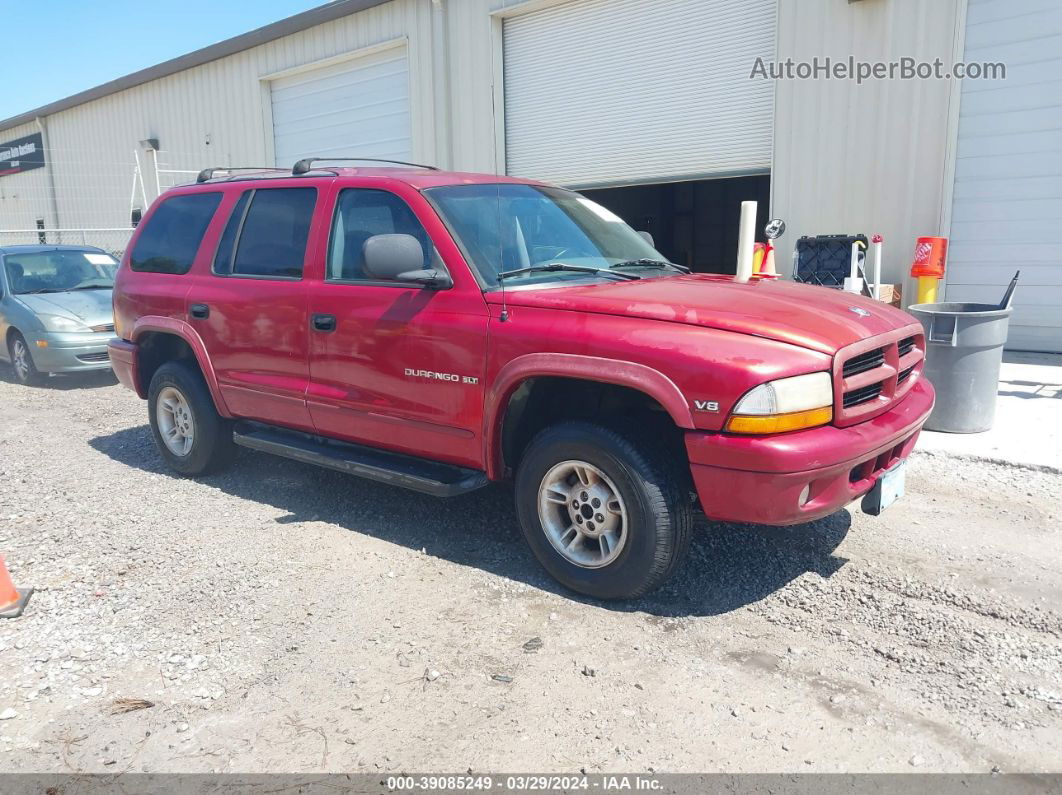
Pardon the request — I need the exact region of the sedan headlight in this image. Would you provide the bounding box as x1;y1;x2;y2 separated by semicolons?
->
38;314;91;333
725;372;833;434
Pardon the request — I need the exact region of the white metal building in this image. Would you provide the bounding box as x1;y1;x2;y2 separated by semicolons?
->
0;0;1057;351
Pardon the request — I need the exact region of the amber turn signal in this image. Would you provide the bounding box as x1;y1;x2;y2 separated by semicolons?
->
725;405;833;434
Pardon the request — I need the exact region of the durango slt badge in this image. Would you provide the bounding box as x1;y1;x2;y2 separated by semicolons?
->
405;368;479;385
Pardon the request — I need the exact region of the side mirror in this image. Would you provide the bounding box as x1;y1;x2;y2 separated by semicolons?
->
764;219;786;240
363;234;451;288
637;230;655;248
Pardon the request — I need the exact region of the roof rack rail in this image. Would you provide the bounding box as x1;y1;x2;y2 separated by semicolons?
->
196;167;289;183
291;157;440;175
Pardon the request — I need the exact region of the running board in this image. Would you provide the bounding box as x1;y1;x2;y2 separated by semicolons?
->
232;424;489;498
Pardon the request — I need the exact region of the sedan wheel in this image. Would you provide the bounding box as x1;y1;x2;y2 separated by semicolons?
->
12;339;31;381
8;333;42;385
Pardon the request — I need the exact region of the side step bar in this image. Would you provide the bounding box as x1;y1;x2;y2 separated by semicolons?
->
233;423;490;498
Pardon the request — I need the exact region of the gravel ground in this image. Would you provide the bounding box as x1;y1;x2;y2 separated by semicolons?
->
0;369;1060;774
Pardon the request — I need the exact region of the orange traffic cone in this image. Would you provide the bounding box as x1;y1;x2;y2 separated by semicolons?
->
0;555;32;618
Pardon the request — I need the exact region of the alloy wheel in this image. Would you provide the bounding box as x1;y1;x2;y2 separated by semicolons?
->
537;460;628;569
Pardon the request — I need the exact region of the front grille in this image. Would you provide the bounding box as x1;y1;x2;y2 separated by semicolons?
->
77;352;110;363
843;347;885;378
835;329;925;426
842;382;883;409
90;323;115;333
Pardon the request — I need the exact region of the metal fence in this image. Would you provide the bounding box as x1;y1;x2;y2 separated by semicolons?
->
0;228;135;259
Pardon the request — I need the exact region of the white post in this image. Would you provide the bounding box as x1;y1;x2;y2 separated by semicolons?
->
735;201;757;282
871;234;883;300
843;240;865;294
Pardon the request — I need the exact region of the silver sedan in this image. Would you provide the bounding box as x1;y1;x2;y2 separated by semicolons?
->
0;245;118;385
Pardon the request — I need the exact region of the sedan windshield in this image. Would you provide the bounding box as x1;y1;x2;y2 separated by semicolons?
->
3;250;118;295
425;183;672;287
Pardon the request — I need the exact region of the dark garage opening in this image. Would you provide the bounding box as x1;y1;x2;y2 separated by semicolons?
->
581;175;771;275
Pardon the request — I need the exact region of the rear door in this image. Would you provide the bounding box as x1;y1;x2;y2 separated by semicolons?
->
187;183;323;431
305;183;489;469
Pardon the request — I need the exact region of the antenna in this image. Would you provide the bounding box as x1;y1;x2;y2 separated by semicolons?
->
489;52;509;323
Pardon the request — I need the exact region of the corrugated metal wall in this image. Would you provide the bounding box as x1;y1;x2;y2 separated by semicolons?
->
772;0;967;286
1;0;439;231
2;0;969;292
0;120;54;230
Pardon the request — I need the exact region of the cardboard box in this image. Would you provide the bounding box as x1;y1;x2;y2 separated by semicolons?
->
876;283;902;308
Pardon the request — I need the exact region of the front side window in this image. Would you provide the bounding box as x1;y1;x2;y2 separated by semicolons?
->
424;184;665;287
214;187;316;279
3;250;118;295
130;192;222;274
327;189;433;281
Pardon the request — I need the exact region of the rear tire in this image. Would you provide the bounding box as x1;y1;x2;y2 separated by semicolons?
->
8;332;43;385
515;421;692;600
148;361;234;476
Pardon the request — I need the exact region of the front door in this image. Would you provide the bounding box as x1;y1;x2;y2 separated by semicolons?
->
187;184;321;431
306;186;489;469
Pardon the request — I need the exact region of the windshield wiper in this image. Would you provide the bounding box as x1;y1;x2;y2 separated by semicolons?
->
498;263;641;281
611;258;690;274
70;284;113;290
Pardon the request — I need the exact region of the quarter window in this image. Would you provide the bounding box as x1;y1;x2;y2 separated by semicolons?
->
215;187;316;279
130;192;222;274
327;189;433;281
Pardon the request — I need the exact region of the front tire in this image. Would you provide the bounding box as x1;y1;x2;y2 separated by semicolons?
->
515;421;693;600
148;361;234;476
8;332;42;385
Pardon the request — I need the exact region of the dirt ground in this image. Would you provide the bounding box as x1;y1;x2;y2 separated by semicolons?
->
0;369;1060;774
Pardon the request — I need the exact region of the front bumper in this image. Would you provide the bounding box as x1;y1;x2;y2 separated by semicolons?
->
26;331;115;374
107;338;142;395
686;376;935;526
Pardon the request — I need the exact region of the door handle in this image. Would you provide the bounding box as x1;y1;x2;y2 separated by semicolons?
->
189;303;210;319
312;313;337;332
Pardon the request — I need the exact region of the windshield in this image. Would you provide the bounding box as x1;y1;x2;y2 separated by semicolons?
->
425;184;668;287
2;250;118;295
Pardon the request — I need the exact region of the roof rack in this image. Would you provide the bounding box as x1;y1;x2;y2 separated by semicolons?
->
291;157;440;175
196;167;289;183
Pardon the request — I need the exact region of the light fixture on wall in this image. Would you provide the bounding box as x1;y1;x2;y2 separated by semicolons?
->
138;138;159;151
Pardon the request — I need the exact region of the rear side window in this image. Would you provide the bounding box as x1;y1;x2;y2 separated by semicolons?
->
130;193;222;274
213;187;316;279
212;191;250;274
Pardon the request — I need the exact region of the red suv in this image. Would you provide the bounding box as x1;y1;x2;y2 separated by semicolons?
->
110;159;934;599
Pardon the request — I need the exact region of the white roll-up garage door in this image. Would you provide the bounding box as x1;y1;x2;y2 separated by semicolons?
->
270;44;411;168
502;0;776;187
947;2;1062;352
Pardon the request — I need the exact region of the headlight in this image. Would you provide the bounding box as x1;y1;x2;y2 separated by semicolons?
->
725;372;833;433
38;314;91;333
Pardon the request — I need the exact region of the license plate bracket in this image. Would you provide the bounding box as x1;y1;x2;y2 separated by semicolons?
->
861;460;906;516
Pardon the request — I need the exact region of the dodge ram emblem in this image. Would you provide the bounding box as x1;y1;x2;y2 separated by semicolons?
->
848;306;871;317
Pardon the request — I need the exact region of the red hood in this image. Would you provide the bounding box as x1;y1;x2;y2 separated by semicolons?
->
488;274;919;355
